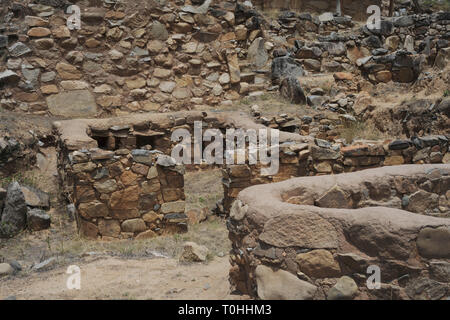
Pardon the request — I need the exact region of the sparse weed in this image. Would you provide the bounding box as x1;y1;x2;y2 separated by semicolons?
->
0;172;42;188
422;0;450;11
339;120;385;143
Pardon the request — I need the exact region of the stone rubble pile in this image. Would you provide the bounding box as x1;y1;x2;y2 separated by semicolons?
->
272;10;449;100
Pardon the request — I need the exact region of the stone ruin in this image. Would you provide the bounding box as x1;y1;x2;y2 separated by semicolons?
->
54;111;449;239
1;0;448;119
228;164;450;300
53;110;449;299
54;111;308;239
1;0;448;299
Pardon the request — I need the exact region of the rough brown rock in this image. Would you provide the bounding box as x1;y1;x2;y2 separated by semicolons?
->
296;249;341;278
255;265;317;300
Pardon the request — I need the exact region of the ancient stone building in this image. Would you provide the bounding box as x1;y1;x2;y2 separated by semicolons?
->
54;110;450;240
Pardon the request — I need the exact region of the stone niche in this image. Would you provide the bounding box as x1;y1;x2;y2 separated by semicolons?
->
253;0;381;21
228;164;450;300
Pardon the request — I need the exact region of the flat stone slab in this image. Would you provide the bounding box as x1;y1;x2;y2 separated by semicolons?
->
46;90;97;118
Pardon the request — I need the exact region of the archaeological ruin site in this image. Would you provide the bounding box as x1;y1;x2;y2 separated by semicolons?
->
0;0;449;301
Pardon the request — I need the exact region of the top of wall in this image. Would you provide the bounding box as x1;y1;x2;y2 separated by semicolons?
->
53;111;313;151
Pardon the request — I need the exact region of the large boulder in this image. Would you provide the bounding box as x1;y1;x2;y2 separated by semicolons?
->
27;208;51;231
279;76;306;104
259;212;339;249
180;242;209;262
20;185;50;209
255;265;317;300
0;263;14;277
0;182;28;238
271;56;305;83
248;37;268;69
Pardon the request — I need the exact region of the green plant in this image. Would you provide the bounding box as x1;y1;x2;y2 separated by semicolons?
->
173;233;182;243
119;245;135;257
205;252;215;263
258;93;272;101
444;89;449;97
240;97;250;105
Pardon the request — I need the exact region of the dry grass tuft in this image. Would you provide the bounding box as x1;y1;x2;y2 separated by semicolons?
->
338;120;387;144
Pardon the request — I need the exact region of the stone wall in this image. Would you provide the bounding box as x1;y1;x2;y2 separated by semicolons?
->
55;111;450;238
288;12;450;86
253;0;381;21
54;111;310;239
357;12;450;83
227;164;450;300
0;0;271;116
59;143;187;240
222;135;450;212
2;1;448;119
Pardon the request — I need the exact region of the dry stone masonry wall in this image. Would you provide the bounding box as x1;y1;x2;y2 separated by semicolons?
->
2;1;448;117
55;111;310;239
0;0;279;116
227;164;450;300
54;111;450;238
64;149;186;240
222;133;450;212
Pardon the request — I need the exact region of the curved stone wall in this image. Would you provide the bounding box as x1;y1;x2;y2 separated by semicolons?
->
228;164;450;299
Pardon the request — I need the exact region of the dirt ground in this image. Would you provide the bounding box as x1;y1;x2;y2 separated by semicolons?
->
0;255;247;300
0;211;239;300
0;147;237;300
